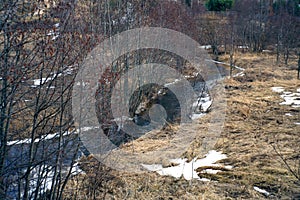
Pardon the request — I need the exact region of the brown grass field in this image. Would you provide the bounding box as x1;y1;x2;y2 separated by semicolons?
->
64;52;300;199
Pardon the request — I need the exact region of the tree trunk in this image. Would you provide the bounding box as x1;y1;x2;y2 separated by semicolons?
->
284;47;289;65
298;52;300;79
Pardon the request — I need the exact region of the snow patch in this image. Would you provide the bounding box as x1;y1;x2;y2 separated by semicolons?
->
192;93;212;113
199;45;212;49
271;87;300;107
201;100;212;112
253;186;270;196
7;130;75;146
279;93;300;107
112;116;133;123
17;164;55;199
283;91;292;95
190;113;205;120
142;150;231;181
70;162;84;175
271;87;284;93
32;66;75;87
76;81;88;87
78;126;100;132
272;87;300;126
33;77;51;86
164;79;180;87
206;59;245;71
47;23;60;40
238;45;249;49
10;163;84;199
233;71;245;77
262;50;272;53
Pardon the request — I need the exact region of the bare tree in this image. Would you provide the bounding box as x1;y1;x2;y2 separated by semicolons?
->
0;0;92;199
297;53;300;79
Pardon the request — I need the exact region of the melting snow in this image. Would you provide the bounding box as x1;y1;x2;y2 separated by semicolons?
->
206;59;245;71
279;93;300;107
253;186;270;196
272;87;300;127
32;66;75;87
30;165;54;193
76;81;88;87
233;71;245;77
9;164;56;199
47;23;60;40
142;150;231;181
238;45;249;49
7;130;75;146
33;77;51;86
262;50;272;53
78;126;100;132
112;116;133;123
190;93;212;120
283;91;292;95
191;113;205;120
193;99;212;113
70;162;84;175
12;162;83;199
199;45;212;49
271;87;285;93
271;87;300;107
164;79;180;87
51;35;59;40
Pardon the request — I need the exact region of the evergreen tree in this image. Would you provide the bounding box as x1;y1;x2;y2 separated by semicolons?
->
205;0;234;11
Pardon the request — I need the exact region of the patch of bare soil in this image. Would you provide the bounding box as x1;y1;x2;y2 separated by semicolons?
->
65;53;300;199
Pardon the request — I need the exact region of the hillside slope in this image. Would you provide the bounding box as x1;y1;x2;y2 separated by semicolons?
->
65;52;300;199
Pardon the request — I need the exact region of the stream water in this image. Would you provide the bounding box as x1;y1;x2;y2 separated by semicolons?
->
5;133;85;199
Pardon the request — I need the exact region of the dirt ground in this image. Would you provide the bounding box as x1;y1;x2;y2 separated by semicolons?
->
65;52;300;199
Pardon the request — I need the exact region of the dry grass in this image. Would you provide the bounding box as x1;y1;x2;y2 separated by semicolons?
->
64;52;300;199
212;52;300;198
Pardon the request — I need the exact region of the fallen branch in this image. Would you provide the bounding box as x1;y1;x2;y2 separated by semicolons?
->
271;143;300;181
205;59;245;71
